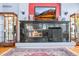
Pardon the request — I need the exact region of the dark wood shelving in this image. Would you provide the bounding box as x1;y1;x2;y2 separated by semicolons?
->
20;20;70;42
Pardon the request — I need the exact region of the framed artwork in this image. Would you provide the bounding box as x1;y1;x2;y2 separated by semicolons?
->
34;6;56;21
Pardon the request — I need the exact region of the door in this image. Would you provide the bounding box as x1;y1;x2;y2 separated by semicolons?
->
4;16;17;43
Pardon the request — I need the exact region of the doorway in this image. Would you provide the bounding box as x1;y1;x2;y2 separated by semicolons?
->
0;12;18;47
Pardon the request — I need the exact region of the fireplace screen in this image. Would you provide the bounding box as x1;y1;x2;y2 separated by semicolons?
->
20;21;70;43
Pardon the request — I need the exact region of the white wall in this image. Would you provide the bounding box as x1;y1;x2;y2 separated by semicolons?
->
61;3;79;18
0;16;4;42
0;3;19;14
0;3;29;20
18;3;29;21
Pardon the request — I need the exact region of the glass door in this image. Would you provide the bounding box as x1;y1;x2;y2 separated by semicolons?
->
4;15;17;44
0;13;18;47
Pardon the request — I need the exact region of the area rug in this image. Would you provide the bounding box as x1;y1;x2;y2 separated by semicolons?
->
3;47;77;56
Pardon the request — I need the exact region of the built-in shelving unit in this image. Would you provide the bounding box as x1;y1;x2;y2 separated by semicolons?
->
0;12;18;47
20;20;70;43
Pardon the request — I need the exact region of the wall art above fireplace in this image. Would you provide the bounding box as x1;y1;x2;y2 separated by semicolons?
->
29;3;60;21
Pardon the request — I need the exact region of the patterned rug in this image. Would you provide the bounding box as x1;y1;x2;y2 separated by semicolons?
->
3;47;77;56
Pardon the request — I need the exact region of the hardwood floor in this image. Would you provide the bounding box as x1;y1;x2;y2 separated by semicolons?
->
71;46;79;55
0;46;79;56
0;47;10;55
0;47;15;55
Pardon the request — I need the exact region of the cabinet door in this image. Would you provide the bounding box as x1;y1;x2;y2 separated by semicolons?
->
8;17;14;41
4;16;17;43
